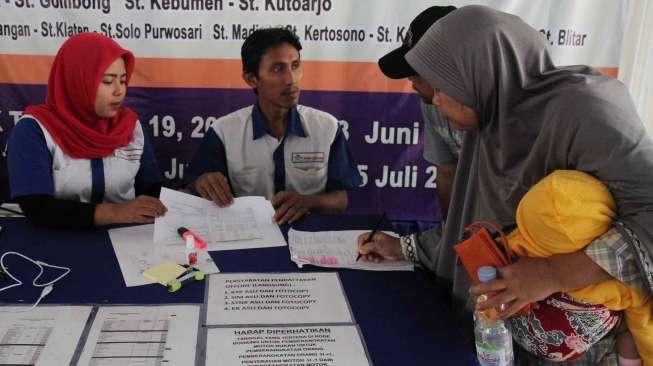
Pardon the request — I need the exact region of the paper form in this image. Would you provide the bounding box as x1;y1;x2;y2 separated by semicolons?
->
206;272;353;326
0;306;92;366
154;188;286;250
109;224;219;287
288;229;414;271
77;305;200;366
206;325;371;366
207;206;259;242
154;191;212;244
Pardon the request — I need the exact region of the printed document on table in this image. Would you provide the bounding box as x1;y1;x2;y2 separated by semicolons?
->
206;272;353;326
0;305;92;366
206;325;371;366
288;229;414;271
109;224;219;287
154;188;286;250
77;305;200;366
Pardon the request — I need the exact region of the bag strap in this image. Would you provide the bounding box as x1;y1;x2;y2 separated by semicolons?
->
464;221;515;261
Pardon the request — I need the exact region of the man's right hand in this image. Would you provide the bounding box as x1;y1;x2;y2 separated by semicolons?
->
356;232;404;263
192;172;234;207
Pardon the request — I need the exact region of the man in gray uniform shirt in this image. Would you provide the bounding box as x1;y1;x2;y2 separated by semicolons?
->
358;6;461;265
378;5;462;218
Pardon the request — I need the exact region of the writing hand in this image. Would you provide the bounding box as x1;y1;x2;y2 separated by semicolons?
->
356;231;403;263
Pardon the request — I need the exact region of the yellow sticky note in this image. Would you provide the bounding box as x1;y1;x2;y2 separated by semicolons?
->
143;261;186;285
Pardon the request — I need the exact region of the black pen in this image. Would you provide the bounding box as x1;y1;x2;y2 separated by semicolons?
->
356;212;386;262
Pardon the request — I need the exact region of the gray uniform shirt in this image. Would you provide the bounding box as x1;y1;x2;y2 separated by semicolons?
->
421;101;462;165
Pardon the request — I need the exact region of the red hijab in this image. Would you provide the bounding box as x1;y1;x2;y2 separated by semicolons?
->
24;32;137;159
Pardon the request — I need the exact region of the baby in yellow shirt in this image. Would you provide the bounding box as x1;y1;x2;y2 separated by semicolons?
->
508;170;650;365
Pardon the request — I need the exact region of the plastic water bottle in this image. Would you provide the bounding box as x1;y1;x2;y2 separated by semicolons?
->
474;266;514;366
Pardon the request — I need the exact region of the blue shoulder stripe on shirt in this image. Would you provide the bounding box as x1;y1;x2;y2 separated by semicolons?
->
7;117;55;199
90;158;105;203
185;127;229;188
326;125;362;192
135;124;163;195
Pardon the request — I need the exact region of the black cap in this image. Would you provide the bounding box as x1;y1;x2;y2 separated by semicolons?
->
378;6;457;79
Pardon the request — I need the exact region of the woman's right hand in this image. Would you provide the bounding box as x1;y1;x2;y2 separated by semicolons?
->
356;232;404;262
94;195;167;225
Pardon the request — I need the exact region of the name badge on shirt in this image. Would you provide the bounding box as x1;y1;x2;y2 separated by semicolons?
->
292;152;324;164
114;148;143;161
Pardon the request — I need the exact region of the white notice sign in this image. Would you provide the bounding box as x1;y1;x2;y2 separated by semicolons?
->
206;272;353;325
77;305;200;366
206;325;370;366
0;306;92;366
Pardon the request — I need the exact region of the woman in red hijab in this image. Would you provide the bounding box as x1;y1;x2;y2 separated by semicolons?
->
7;32;166;228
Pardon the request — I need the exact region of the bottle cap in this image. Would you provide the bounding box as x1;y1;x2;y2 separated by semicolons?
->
477;266;497;283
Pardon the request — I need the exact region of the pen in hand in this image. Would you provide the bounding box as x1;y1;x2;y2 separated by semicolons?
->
356;212;386;262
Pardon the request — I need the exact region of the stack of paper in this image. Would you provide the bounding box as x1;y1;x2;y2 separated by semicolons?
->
154;188;286;250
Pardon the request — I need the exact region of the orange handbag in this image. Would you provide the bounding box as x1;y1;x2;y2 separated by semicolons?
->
453;220;513;283
454;220;533;314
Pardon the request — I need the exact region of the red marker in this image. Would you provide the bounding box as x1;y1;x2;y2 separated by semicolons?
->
177;227;207;249
177;227;206;267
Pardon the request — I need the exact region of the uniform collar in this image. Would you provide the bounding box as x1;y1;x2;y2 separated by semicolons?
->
252;104;305;140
